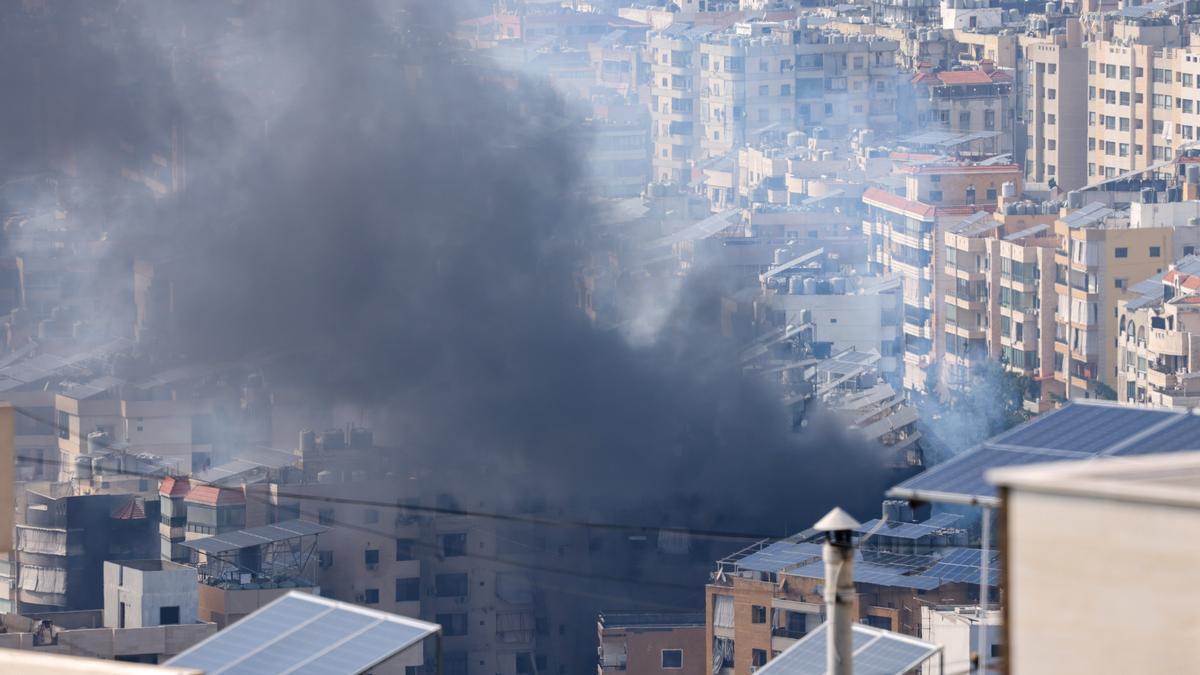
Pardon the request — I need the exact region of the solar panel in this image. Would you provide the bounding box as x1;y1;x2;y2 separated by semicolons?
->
1112;413;1200;456
166;592;440;675
736;542;824;573
889;403;1200;503
759;623;940;674
182;519;328;555
924;548;1002;586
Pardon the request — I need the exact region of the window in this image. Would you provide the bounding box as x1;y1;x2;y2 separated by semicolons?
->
363;588;380;604
780;84;791;96
318;550;334;568
929;190;943;202
1115;278;1126;289
396;539;415;561
986;188;997;202
1185;245;1196;256
442;533;467;557
759;84;769;96
437;613;469;636
1048;88;1056;100
159;606;180;625
435;573;469;597
752;649;768;667
1150;246;1161;257
1115;247;1128;258
58;411;70;439
1048;114;1056;125
662;650;683;669
396;577;420;602
751;605;767;623
364;548;380;566
318;508;335;525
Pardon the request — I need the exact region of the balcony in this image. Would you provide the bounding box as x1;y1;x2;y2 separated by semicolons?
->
1147;366;1179;390
1148;329;1187;356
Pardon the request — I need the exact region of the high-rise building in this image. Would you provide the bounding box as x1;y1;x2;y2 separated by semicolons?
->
1021;18;1087;191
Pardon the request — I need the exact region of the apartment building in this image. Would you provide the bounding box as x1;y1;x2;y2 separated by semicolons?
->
1050;200;1200;398
649;26;702;185
597;612;705;675
793;27;899;134
909;63;1015;157
705;515;988;675
1084;15;1194;182
1021;18;1087;191
1117;255;1200;406
698;22;796;159
992;214;1060;394
863;162;1022;390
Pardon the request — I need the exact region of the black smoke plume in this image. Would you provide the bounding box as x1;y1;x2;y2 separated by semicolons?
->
2;0;892;649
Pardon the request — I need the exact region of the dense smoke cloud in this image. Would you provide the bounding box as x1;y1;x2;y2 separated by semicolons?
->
4;0;891;573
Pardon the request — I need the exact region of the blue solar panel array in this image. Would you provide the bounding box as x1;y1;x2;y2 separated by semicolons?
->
166;592;439;675
759;623;939;675
736;541;824;573
924;547;1002;586
891;403;1200;502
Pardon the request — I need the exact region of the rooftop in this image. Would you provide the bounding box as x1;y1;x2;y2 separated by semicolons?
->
758;622;941;674
166;591;440;675
181;519;328;556
889;401;1200;506
598;612;705;629
989;449;1200;509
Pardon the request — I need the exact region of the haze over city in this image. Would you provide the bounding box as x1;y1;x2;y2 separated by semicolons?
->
0;1;1197;674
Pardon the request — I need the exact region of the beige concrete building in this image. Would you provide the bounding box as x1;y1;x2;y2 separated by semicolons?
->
1084;16;1196;182
989;450;1200;675
1050;201;1200;398
910;63;1015;157
1117;255;1200;406
649;27;701;185
863;162;1022;390
1021;19;1087;191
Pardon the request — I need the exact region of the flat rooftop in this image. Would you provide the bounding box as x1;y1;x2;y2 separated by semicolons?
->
989;449;1200;509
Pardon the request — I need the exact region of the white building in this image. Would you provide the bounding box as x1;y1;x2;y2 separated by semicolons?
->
989;450;1200;674
919;606;1002;674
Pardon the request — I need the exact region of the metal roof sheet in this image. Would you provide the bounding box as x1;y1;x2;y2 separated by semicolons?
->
758;623;940;674
181;520;328;555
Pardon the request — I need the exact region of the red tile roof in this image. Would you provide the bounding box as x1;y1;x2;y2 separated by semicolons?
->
913;69;1013;86
186;485;246;507
111;498;146;520
1175;296;1200;304
1164;270;1200;290
160;476;191;498
863;187;935;219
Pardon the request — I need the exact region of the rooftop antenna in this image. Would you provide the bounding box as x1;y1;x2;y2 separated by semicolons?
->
814;506;861;675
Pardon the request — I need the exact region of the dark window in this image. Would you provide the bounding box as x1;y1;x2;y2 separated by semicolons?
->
929;190;943;202
442;533;467;557
752;649;767;667
396;539;415;561
318;550;333;568
437;613;469;636
1150;246;1161;257
159;606;180;625
991;644;1003;658
662;649;683;669
986;188;997;202
364;548;380;566
318;508;335;525
118;602;126;629
363;588;379;604
751;605;767;623
1115;247;1129;258
57;411;70;440
395;577;420;602
435;573;469;597
1185;245;1196;256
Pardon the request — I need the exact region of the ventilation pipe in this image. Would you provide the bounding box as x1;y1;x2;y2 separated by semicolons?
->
815;507;861;675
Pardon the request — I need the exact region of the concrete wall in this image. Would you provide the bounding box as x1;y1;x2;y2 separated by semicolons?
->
103;562;198;629
1002;486;1200;673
